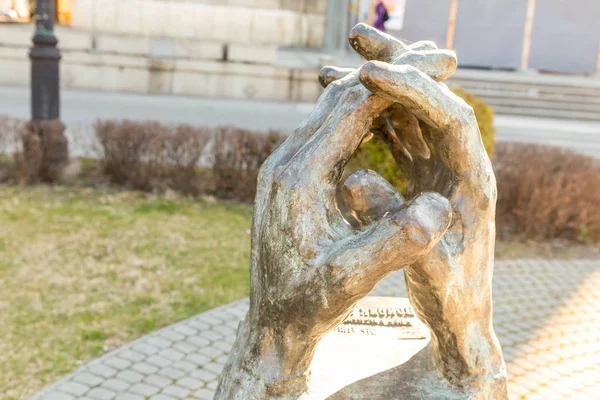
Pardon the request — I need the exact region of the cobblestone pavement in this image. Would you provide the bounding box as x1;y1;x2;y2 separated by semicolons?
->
31;259;600;400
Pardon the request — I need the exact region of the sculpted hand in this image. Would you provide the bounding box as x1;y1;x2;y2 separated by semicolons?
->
332;24;508;398
214;26;457;400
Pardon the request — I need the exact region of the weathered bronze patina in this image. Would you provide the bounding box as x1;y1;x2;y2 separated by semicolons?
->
216;23;507;400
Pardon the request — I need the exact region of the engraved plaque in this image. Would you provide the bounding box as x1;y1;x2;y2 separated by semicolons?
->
310;297;431;399
334;297;426;339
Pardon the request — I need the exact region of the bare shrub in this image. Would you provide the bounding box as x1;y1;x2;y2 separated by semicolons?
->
212;127;284;202
95;120;285;201
0;116;24;183
1;116;70;184
95;120;210;195
494;142;600;243
0;116;22;154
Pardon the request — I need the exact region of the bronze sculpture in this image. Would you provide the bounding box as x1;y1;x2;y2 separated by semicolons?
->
216;23;507;400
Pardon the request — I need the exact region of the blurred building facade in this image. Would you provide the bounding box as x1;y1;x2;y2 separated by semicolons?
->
0;0;329;102
0;0;597;105
0;0;30;22
327;0;600;74
69;0;327;48
402;0;599;74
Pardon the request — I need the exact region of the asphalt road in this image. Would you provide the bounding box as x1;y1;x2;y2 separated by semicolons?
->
1;85;599;157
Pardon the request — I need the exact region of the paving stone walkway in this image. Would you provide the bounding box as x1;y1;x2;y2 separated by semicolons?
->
31;259;600;400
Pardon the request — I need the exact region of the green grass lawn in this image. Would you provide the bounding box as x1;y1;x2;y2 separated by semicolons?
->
0;185;252;399
1;185;597;399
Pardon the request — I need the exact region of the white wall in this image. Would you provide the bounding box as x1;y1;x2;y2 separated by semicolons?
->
0;23;322;102
70;0;326;48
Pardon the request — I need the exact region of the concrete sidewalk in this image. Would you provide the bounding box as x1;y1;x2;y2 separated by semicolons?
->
1;85;599;157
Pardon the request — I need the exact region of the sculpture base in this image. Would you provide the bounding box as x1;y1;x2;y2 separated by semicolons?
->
309;297;464;400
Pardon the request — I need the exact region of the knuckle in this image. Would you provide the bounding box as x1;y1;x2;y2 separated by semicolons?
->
478;175;498;210
342;85;370;105
420;40;437;49
406;224;435;248
258;157;275;182
319;70;336;89
395;65;421;88
448;101;476;131
402;64;421;75
345;84;363;96
272;165;310;193
458;101;476;123
463;103;476;119
467;169;497;210
326;261;346;282
327;263;362;296
272;166;292;189
410;40;437;51
322;78;351;101
328;78;346;91
257;151;282;186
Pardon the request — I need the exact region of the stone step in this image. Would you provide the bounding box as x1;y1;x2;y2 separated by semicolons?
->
447;70;600;120
451;69;600;89
476;97;600;113
490;105;600;121
449;88;600;106
451;84;600;100
450;82;600;99
451;77;600;92
497;132;600;156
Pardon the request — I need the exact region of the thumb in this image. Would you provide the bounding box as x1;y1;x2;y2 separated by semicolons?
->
319;66;355;88
340;169;405;227
327;192;452;296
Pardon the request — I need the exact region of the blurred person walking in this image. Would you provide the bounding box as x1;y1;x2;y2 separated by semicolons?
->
366;0;396;32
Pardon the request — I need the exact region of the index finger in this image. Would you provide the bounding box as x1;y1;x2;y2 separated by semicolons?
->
349;23;409;62
281;85;390;188
360;61;494;192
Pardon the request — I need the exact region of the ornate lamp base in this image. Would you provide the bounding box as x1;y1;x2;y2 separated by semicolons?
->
21;119;68;183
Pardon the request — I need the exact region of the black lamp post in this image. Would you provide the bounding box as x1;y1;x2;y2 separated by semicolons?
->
31;0;61;120
23;0;68;182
